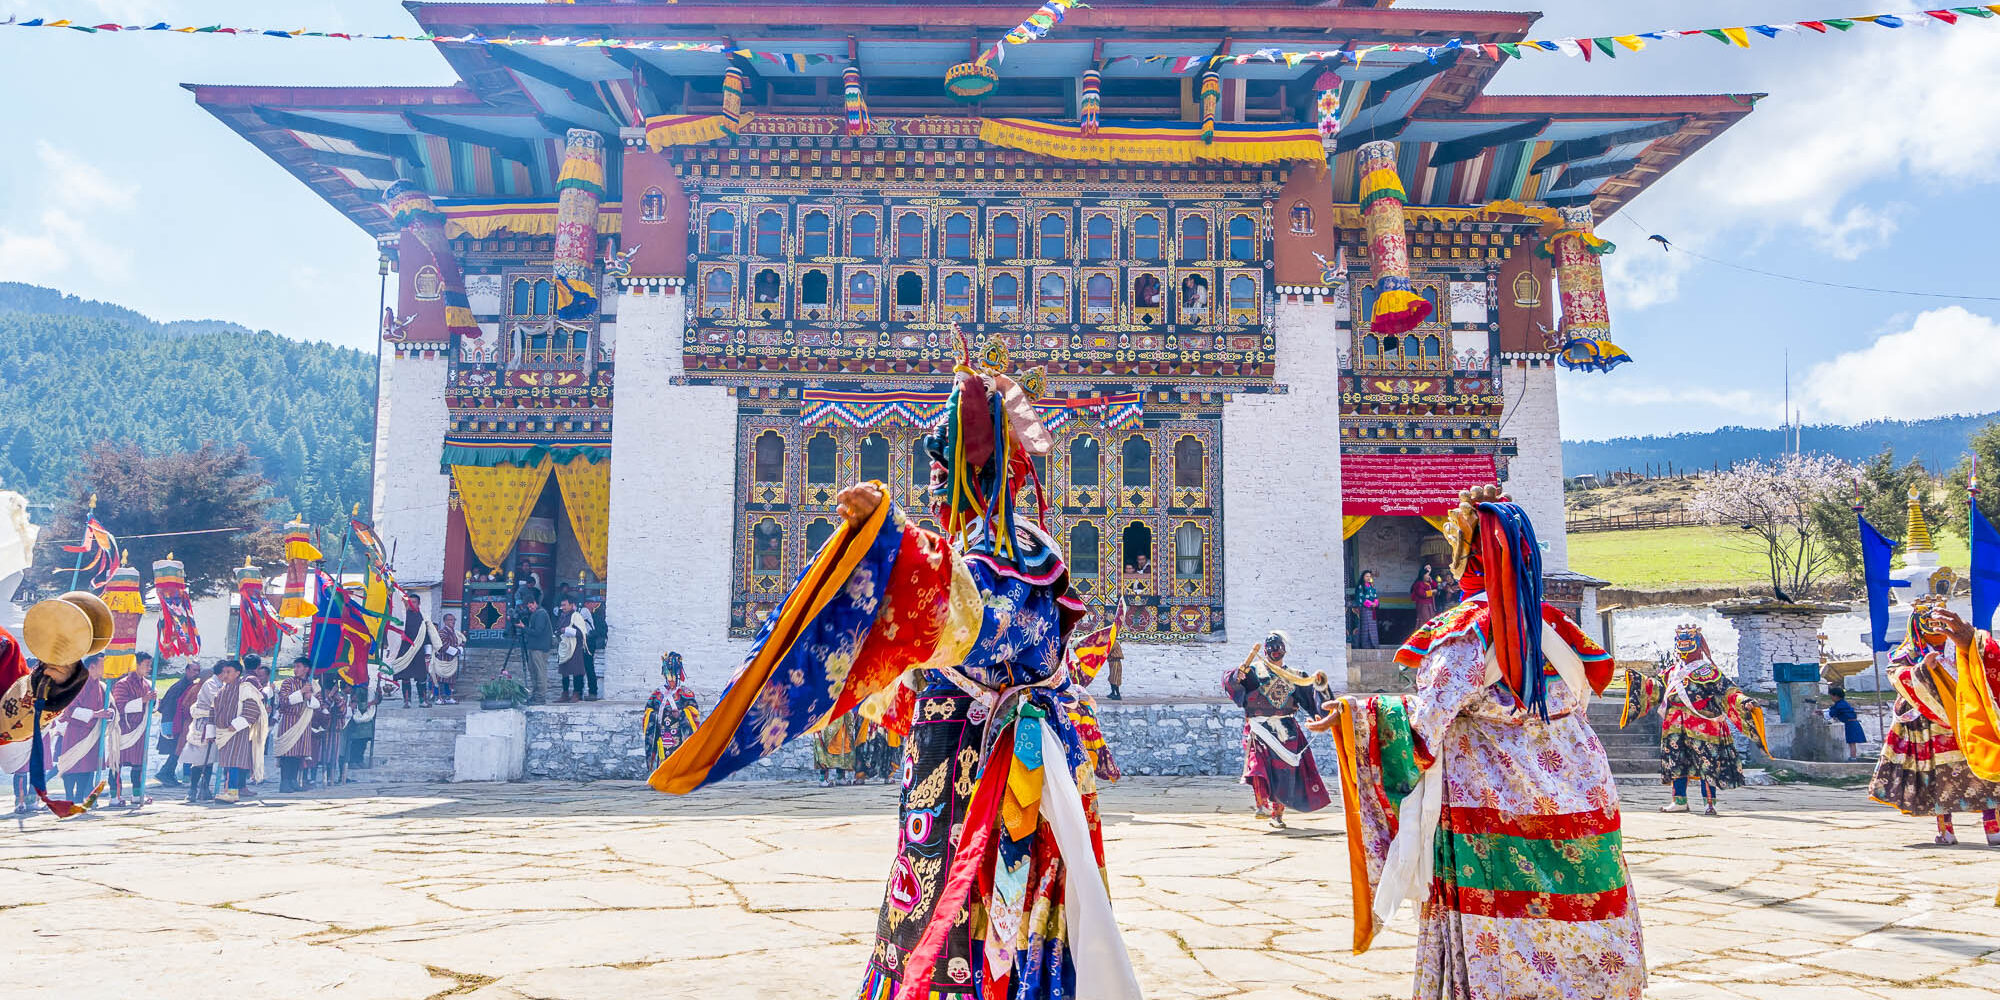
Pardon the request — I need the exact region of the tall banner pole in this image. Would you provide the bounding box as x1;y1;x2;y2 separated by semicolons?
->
67;493;97;592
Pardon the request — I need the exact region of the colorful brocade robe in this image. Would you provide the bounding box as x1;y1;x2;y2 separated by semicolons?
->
1869;635;2000;816
642;681;701;770
1621;658;1766;789
650;503;1139;1000
1330;601;1643;1000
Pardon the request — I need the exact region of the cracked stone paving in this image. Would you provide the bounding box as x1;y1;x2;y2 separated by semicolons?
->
4;778;1997;999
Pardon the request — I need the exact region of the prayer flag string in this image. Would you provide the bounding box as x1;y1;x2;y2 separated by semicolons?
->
1;7;1994;68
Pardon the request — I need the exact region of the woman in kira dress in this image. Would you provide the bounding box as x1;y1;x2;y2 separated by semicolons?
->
1411;565;1439;625
1620;623;1768;816
1223;631;1331;829
1868;600;2000;846
650;344;1140;1000
1313;485;1643;1000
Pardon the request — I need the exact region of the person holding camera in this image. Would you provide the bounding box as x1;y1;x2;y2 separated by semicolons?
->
518;597;554;704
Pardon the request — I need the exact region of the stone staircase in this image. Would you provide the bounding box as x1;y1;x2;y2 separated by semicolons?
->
347;705;469;784
1589;698;1661;776
1346;648;1408;693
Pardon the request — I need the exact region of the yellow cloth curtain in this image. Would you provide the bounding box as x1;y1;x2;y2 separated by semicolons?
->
1421;515;1448;534
450;458;554;571
1342;515;1371;540
553;456;611;581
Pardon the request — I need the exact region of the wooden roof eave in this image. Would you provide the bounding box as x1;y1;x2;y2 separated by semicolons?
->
184;96;399;238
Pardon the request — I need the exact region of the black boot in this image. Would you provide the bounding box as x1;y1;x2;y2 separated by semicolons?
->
1108;684;1122;701
157;763;181;787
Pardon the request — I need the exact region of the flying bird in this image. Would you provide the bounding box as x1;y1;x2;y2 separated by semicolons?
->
1648;234;1672;251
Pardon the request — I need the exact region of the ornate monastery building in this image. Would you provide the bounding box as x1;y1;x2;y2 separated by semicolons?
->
193;0;1752;699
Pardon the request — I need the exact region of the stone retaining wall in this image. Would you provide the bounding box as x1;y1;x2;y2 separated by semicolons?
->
518;700;1339;783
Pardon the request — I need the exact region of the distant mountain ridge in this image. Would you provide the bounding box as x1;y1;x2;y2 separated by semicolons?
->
0;283;372;532
1563;412;1998;478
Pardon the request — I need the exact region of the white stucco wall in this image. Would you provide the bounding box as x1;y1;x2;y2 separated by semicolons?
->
1500;359;1568;572
1127;296;1348;697
371;348;452;591
601;289;746;700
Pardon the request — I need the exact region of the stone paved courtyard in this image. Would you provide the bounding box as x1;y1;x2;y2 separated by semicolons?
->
4;777;1997;999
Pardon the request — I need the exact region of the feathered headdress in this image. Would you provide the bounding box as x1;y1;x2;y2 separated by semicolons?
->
1443;484;1552;717
923;326;1054;568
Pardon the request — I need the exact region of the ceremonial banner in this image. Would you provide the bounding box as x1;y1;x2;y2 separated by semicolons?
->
1341;454;1499;517
449;457;554;571
1972;502;2000;631
153;557;201;660
62;517;119;592
1857;512;1908;652
100;564;144;679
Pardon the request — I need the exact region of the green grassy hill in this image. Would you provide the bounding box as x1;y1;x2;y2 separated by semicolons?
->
0;283;373;529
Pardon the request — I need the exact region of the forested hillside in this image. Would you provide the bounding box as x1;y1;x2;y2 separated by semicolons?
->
0;283;373;530
1563;413;1997;478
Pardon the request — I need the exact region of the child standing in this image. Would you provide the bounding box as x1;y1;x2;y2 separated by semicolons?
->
1827;687;1867;761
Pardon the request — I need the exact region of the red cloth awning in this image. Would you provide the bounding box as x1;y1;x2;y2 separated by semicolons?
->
1342;454;1499;517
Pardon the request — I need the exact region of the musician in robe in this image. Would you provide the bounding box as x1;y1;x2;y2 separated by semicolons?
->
109;652;156;807
1223;631;1332;829
274;658;321;793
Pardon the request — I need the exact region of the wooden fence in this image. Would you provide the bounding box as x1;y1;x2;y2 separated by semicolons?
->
1563;511;1702;533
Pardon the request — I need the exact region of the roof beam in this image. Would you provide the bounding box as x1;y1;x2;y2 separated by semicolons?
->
1553;156;1642;186
1531;118;1684;173
534;112;613;145
604;48;684;116
1427;116;1550;166
310;150;402;183
486;45;621;123
403;113;540;164
1363;47;1459;108
1333;115;1410;154
254;107;423;166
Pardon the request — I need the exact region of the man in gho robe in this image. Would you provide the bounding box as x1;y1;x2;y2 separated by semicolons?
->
1621;624;1768;815
180;662;225;804
109;652;157;806
651;339;1141;1000
313;674;348;788
1868;599;2000;846
209;661;266;804
1223;630;1331;829
53;655;110;804
155;659;199;787
274;658;320;793
1312;485;1642;1000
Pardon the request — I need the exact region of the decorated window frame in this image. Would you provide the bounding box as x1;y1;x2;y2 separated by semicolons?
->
1033;267;1071;324
941;210;976;259
987;267;1025;323
1080;267;1119;325
1083;210;1118;262
842;265;881;322
800;208;834;259
846;207;881;259
704;207;738;255
1131;211;1165;262
1037;210;1071;261
698;263;737;319
1223;268;1262;325
754;208;787;258
1176;209;1214;262
939;267;977;323
1175;269;1214;326
893;208;930;259
796;265;834;321
987;209;1025;261
890;266;928;322
1068;519;1104;581
1129;268;1167;325
1224;211;1260;263
749;266;786;320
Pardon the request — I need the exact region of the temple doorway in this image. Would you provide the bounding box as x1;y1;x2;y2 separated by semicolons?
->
1344;516;1452;648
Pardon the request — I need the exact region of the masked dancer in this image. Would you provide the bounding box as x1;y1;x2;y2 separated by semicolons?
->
1313;485;1641;1000
1224;631;1331;829
642;652;701;770
1620;624;1768;815
1869;599;2000;845
649;335;1139;1000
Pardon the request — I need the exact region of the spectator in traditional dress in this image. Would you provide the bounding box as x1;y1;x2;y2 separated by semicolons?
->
394;593;434;708
274;659;320;793
429;613;464;705
519;597;553;703
1411;565;1439;625
209;661;266;805
1354;570;1381;649
180;661;226;804
344;681;380;775
109;653;156;806
312;674;348;786
53;655;109;804
154;660;200;787
555;597;594;703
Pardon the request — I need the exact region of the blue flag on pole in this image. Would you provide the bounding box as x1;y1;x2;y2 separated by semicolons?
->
1971;502;2000;631
1858;513;1909;652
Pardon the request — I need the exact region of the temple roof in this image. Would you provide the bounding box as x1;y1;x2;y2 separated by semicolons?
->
188;1;1756;236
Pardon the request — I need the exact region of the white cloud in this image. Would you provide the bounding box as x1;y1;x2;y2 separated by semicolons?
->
1803;307;2000;422
0;143;136;285
1800;203;1900;261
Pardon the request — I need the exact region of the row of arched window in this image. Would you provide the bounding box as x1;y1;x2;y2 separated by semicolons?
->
749;515;1206;581
751;429;1207;492
703;206;1260;264
701;265;1259;325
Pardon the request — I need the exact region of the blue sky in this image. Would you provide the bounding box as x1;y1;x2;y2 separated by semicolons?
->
3;1;1998;441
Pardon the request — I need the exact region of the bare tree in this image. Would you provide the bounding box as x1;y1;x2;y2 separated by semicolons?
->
1689;454;1860;600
